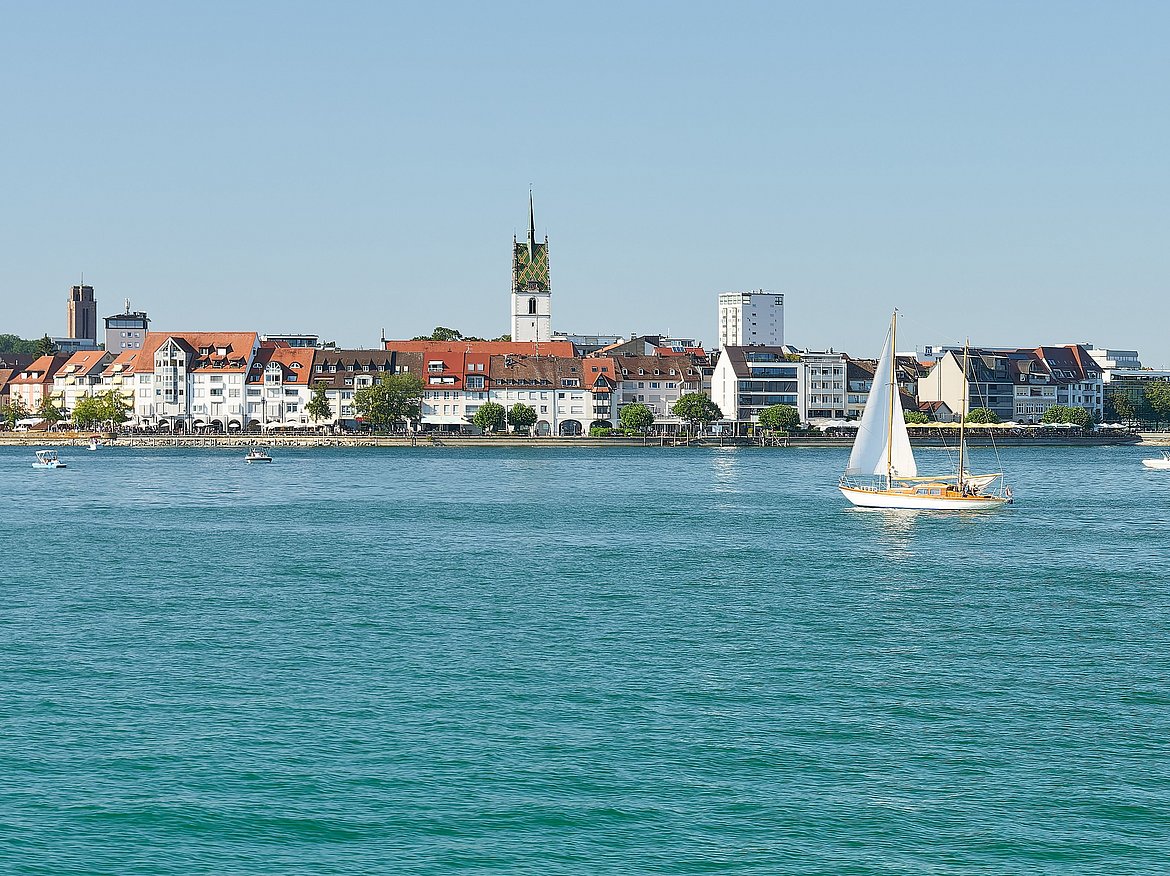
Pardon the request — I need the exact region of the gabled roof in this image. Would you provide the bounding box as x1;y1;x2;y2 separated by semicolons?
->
611;354;702;381
102;350;140;377
58;350;111;377
308;350;424;390
488;354;583;388
10;354;72;384
247;346;316;385
139;332;258;373
581;357;617;390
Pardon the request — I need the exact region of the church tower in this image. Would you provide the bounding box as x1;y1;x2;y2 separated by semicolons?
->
511;193;551;343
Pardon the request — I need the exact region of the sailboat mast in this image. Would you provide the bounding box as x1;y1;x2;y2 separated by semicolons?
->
958;341;968;491
887;311;897;489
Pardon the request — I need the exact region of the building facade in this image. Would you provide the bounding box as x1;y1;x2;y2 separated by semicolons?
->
67;284;98;345
104;301;151;351
52;351;114;419
717;291;784;348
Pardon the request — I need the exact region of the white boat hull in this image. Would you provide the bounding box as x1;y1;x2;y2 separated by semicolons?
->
1142;459;1170;470
840;484;1008;510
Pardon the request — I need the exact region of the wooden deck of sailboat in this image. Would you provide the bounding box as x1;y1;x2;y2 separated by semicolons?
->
839;481;1009;510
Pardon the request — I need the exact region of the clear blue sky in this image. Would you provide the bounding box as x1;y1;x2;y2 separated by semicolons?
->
2;1;1167;363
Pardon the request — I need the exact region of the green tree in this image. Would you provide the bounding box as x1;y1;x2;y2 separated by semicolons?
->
306;381;332;427
1106;392;1136;422
71;394;105;430
33;334;57;357
1145;380;1170;423
2;395;30;429
472;401;507;434
99;388;133;428
1041;404;1092;428
353;372;423;432
412;326;464;342
507;403;537;435
759;403;801;432
964;407;1000;424
492;334;512;342
38;396;62;428
619;403;655;433
0;334;39;355
672;393;723;436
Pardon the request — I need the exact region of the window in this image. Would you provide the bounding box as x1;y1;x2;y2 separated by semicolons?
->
528;297;537;315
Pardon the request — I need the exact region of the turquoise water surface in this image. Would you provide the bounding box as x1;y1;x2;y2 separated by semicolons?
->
2;444;1168;874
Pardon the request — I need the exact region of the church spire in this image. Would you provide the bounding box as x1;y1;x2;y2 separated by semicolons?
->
528;189;536;260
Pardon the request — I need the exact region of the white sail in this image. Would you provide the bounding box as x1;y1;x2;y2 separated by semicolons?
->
844;320;918;479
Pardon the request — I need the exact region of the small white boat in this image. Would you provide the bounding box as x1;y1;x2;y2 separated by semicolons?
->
87;438;100;451
1142;450;1170;470
245;448;273;463
32;449;67;469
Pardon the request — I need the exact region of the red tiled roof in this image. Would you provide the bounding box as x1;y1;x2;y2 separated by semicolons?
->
247;346;316;384
383;339;577;358
140;332;258;372
10;354;72;384
102;350;140;376
60;350;111;376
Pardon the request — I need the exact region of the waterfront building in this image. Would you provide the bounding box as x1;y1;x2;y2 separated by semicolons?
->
100;351;139;413
51;350;114;420
918;349;1016;423
711;346;847;426
920;345;1103;424
0;369;14;407
7;354;72;414
511;195;552;343
611;354;703;430
488;354;613;436
1024;346;1104;421
104;301;151;351
717;290;784;349
710;346;798;425
245;345;318;430
67;284;98;347
309;349;423;429
800;350;848;420
131;332;260;430
0;355;34;407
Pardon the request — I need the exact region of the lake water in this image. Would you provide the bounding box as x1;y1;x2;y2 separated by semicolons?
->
2;444;1168;874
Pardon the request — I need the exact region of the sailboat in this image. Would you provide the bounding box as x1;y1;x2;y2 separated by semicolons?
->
839;311;1012;510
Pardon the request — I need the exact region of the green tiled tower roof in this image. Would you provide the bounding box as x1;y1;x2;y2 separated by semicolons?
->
512;193;550;294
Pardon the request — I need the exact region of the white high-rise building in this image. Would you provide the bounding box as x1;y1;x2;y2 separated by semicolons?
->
717;290;784;348
510;194;552;343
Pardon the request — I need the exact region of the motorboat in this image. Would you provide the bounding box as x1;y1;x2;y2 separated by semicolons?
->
32;450;66;469
1142;450;1170;470
87;437;100;451
245;448;273;463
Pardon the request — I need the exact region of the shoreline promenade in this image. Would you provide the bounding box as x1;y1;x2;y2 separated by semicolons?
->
0;432;1154;450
